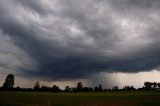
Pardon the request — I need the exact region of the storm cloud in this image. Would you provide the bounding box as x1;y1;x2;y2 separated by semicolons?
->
0;0;160;80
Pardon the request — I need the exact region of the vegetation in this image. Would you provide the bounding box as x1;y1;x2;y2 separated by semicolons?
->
2;74;14;89
1;91;160;106
1;74;160;92
1;74;160;105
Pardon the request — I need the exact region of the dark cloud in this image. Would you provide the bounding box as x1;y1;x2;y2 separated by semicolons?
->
16;0;47;14
0;0;160;80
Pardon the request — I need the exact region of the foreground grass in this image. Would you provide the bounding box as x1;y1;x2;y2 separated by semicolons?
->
0;91;160;106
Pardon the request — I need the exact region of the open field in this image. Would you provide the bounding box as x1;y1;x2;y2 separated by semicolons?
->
0;91;160;106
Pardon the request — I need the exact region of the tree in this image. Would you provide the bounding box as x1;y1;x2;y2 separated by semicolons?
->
112;86;119;91
99;84;102;91
123;85;135;90
77;82;83;91
94;86;99;91
65;86;70;92
34;81;40;90
41;86;49;91
144;82;152;89
52;85;60;92
157;83;160;89
152;82;157;89
2;74;14;89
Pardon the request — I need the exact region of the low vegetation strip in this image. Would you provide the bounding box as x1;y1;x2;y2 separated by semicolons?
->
0;91;160;106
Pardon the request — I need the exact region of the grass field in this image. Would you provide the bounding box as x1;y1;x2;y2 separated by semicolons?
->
0;91;160;106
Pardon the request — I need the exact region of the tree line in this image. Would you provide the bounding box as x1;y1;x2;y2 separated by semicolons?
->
1;74;160;92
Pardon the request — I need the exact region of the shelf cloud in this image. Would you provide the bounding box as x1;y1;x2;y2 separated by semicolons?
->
0;0;160;80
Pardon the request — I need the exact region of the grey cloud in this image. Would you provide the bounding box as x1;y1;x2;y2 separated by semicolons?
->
0;0;160;80
15;0;54;16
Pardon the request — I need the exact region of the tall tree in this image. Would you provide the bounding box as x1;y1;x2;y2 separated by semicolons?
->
34;81;40;90
65;86;70;92
2;74;14;89
99;84;102;91
77;82;83;91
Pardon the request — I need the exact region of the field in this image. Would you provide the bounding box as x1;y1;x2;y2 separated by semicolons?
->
0;91;160;106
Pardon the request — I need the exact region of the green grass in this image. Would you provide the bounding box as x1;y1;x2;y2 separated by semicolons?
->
0;91;160;106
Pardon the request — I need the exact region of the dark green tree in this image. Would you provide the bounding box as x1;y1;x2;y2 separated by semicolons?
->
152;82;157;89
77;82;83;91
65;86;70;92
94;86;99;91
112;86;119;91
144;82;152;89
34;81;40;90
158;83;160;89
2;74;14;89
99;84;102;91
52;85;60;92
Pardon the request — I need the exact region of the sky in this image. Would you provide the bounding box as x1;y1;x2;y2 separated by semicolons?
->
0;0;160;89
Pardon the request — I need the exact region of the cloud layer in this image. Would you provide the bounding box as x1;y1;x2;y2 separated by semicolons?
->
0;0;160;80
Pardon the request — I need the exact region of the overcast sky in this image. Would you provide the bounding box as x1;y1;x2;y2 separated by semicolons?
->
0;0;160;88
